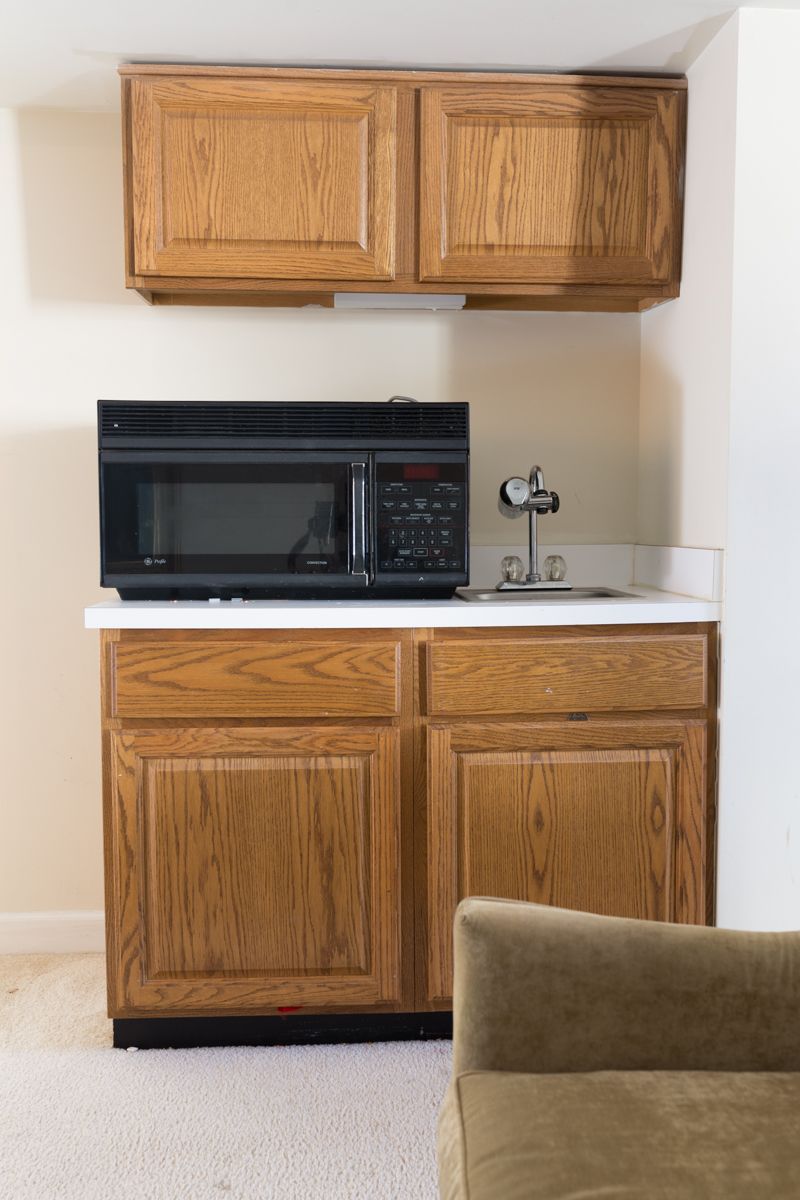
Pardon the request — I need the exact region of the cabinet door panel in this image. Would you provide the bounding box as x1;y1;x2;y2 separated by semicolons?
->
426;720;706;1003
107;726;401;1014
130;78;396;280
419;85;684;285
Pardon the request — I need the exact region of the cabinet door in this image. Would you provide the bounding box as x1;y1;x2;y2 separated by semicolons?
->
425;719;706;1003
419;84;684;286
106;725;400;1015
128;78;396;280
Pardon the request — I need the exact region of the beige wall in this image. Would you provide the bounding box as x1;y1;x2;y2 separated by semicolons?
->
637;15;737;550
0;107;640;912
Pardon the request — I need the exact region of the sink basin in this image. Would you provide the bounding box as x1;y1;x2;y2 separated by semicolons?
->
456;587;642;603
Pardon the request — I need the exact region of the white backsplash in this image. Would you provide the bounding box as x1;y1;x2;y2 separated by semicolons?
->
471;543;723;600
468;544;635;589
633;545;724;601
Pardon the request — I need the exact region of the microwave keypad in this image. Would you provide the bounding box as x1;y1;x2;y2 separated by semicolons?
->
377;481;466;573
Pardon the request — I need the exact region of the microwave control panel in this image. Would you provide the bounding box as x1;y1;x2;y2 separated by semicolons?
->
374;459;468;578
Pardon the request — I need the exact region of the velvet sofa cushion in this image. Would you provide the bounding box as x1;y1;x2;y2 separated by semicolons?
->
452;899;800;1077
438;1069;800;1200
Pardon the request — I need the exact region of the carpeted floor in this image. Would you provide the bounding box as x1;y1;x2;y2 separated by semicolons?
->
0;955;452;1200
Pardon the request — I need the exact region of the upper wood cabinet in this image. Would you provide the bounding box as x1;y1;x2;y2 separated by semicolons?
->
120;66;686;312
419;84;684;287
127;77;397;281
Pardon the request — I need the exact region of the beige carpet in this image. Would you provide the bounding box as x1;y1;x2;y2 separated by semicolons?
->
0;954;451;1199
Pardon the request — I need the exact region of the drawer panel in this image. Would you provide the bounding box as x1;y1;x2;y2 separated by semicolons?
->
426;634;708;715
111;639;401;718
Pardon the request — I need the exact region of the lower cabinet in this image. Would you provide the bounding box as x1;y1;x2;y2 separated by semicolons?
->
423;718;708;1004
106;723;401;1015
100;624;717;1024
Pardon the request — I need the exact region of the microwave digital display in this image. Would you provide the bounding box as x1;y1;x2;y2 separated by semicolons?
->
403;463;440;481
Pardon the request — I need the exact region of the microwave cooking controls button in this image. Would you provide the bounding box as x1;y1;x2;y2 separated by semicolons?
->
398;500;412;511
413;548;426;558
421;514;435;525
423;560;437;570
436;560;449;568
390;516;405;526
430;501;444;511
381;500;396;511
431;485;444;495
439;530;454;543
448;559;463;569
406;514;422;524
446;500;461;510
380;559;394;570
397;547;412;557
431;547;445;558
437;515;454;526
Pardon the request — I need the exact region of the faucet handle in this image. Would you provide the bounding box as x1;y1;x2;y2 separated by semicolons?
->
501;555;526;582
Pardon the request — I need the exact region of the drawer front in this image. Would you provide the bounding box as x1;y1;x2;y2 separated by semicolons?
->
426;634;708;716
111;639;401;718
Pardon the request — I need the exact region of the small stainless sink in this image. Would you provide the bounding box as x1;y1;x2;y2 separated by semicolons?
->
456;587;642;603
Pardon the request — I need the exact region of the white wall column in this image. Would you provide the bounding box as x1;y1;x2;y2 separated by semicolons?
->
716;8;800;929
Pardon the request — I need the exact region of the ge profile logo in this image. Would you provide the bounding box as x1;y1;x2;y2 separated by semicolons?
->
144;557;167;567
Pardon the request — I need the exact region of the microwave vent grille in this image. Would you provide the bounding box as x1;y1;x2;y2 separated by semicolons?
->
100;402;468;442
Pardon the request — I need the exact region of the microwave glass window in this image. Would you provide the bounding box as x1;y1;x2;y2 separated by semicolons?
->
136;482;338;557
103;461;350;575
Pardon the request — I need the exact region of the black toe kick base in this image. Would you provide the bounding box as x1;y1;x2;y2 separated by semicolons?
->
113;1011;453;1049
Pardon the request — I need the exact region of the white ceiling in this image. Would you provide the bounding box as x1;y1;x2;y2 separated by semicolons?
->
3;0;800;110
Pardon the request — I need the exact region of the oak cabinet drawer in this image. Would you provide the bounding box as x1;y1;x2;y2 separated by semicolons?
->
425;634;708;716
110;638;401;718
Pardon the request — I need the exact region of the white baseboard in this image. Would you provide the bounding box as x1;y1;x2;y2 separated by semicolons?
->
0;911;105;954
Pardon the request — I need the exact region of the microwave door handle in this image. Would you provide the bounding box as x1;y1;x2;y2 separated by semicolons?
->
349;462;368;578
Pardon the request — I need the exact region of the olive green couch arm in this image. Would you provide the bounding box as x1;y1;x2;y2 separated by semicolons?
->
452;898;800;1077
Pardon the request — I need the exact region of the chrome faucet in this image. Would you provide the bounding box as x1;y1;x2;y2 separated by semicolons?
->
497;464;570;590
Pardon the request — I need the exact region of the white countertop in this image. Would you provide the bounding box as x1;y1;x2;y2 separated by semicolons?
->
84;587;720;630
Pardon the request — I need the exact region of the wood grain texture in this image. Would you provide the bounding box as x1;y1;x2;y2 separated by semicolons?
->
111;637;401;718
128;273;676;297
119;65;687;90
425;718;707;1003
142;753;370;978
419;85;685;286
97;623;717;1019
120;66;685;308
459;749;673;916
426;633;707;716
131;77;396;279
107;725;401;1014
146;290;660;312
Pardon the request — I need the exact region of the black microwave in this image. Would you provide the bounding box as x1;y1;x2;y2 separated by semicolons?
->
98;400;469;600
